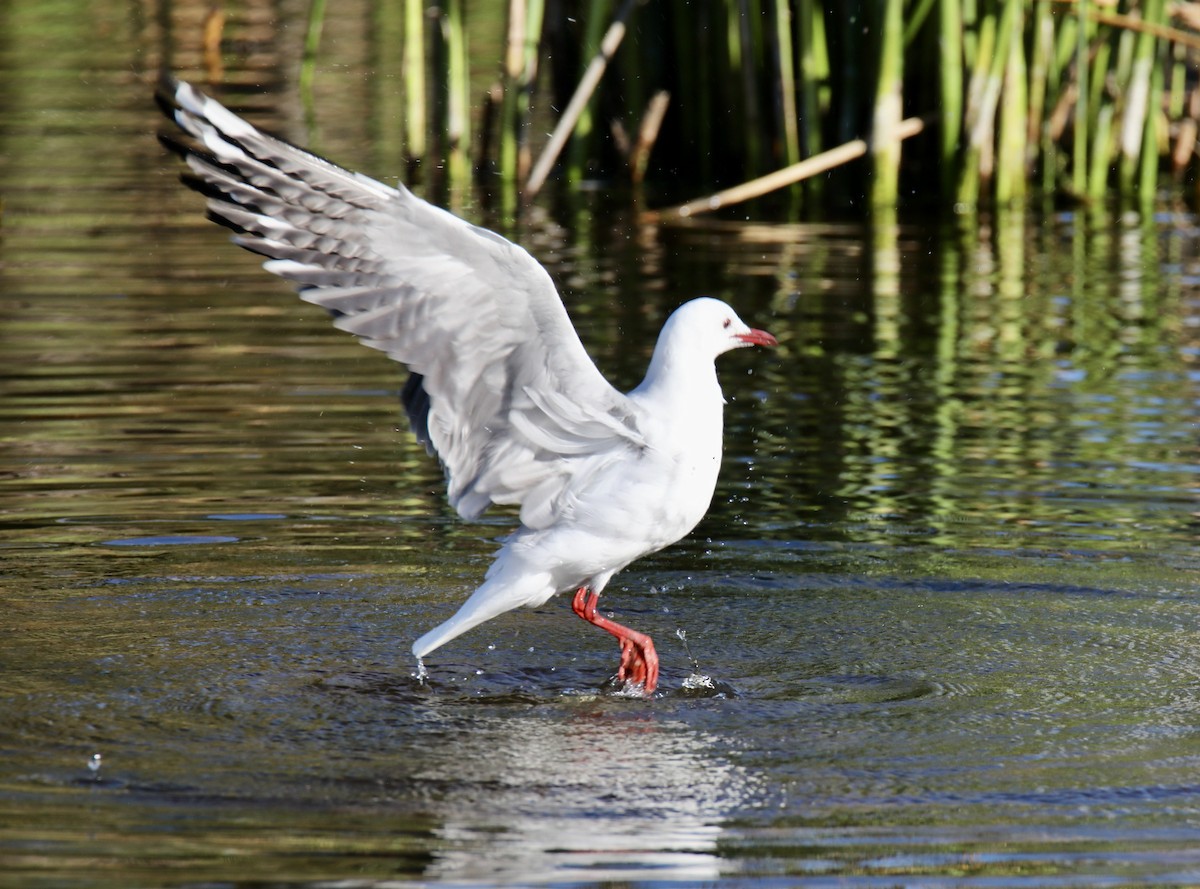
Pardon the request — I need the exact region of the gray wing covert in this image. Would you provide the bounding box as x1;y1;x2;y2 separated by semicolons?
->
159;77;645;527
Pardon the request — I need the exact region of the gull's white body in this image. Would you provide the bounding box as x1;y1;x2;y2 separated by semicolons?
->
413;329;728;657
158;78;775;687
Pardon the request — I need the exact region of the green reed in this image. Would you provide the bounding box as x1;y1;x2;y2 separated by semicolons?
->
403;0;427;163
385;0;1197;213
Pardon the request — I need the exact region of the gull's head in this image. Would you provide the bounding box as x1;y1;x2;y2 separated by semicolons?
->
667;297;778;358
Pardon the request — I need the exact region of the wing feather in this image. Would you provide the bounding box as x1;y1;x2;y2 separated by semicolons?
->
159;77;643;527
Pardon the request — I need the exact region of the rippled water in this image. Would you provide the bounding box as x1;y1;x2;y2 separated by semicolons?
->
3;1;1200;885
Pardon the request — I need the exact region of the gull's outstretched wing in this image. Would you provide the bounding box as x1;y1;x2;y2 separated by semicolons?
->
158;77;644;528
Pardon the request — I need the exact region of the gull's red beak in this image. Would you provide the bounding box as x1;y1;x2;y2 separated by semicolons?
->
736;328;779;348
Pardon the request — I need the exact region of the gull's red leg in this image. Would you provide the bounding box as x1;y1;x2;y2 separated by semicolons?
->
571;587;659;693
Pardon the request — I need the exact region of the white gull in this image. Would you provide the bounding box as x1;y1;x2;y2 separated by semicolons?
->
157;77;777;694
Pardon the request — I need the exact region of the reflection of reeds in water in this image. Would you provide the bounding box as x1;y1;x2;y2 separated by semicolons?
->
311;1;1194;213
693;209;1194;547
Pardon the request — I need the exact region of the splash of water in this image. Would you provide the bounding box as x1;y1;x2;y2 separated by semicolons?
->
676;628;701;673
675;628;737;697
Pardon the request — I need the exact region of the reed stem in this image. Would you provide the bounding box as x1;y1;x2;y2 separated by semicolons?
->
938;0;963;196
870;0;904;210
524;0;638;199
404;0;427;162
443;0;471;191
377;0;1200;213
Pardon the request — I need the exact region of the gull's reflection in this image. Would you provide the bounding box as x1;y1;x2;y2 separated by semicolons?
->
413;706;758;884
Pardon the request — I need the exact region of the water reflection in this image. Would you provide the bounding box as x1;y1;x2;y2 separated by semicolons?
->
669;209;1199;553
408;708;754;883
2;0;1200;882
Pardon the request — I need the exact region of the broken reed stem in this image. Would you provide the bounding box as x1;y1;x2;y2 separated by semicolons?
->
630;91;671;185
1057;0;1200;52
649;116;929;221
524;0;639;200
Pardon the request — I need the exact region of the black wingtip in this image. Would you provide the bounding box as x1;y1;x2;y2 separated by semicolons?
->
153;72;184;118
156;70;181;95
178;170;226;201
204;206;255;238
156;130;190;160
154;73;198;163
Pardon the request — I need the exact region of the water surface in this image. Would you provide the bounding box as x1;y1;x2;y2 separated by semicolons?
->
2;1;1200;885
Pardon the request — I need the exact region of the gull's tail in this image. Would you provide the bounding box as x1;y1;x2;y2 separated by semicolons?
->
412;569;554;659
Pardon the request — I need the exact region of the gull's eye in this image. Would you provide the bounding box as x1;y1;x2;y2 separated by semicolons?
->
722;318;732;329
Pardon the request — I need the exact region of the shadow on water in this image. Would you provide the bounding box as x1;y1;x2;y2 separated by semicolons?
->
1;0;1199;884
